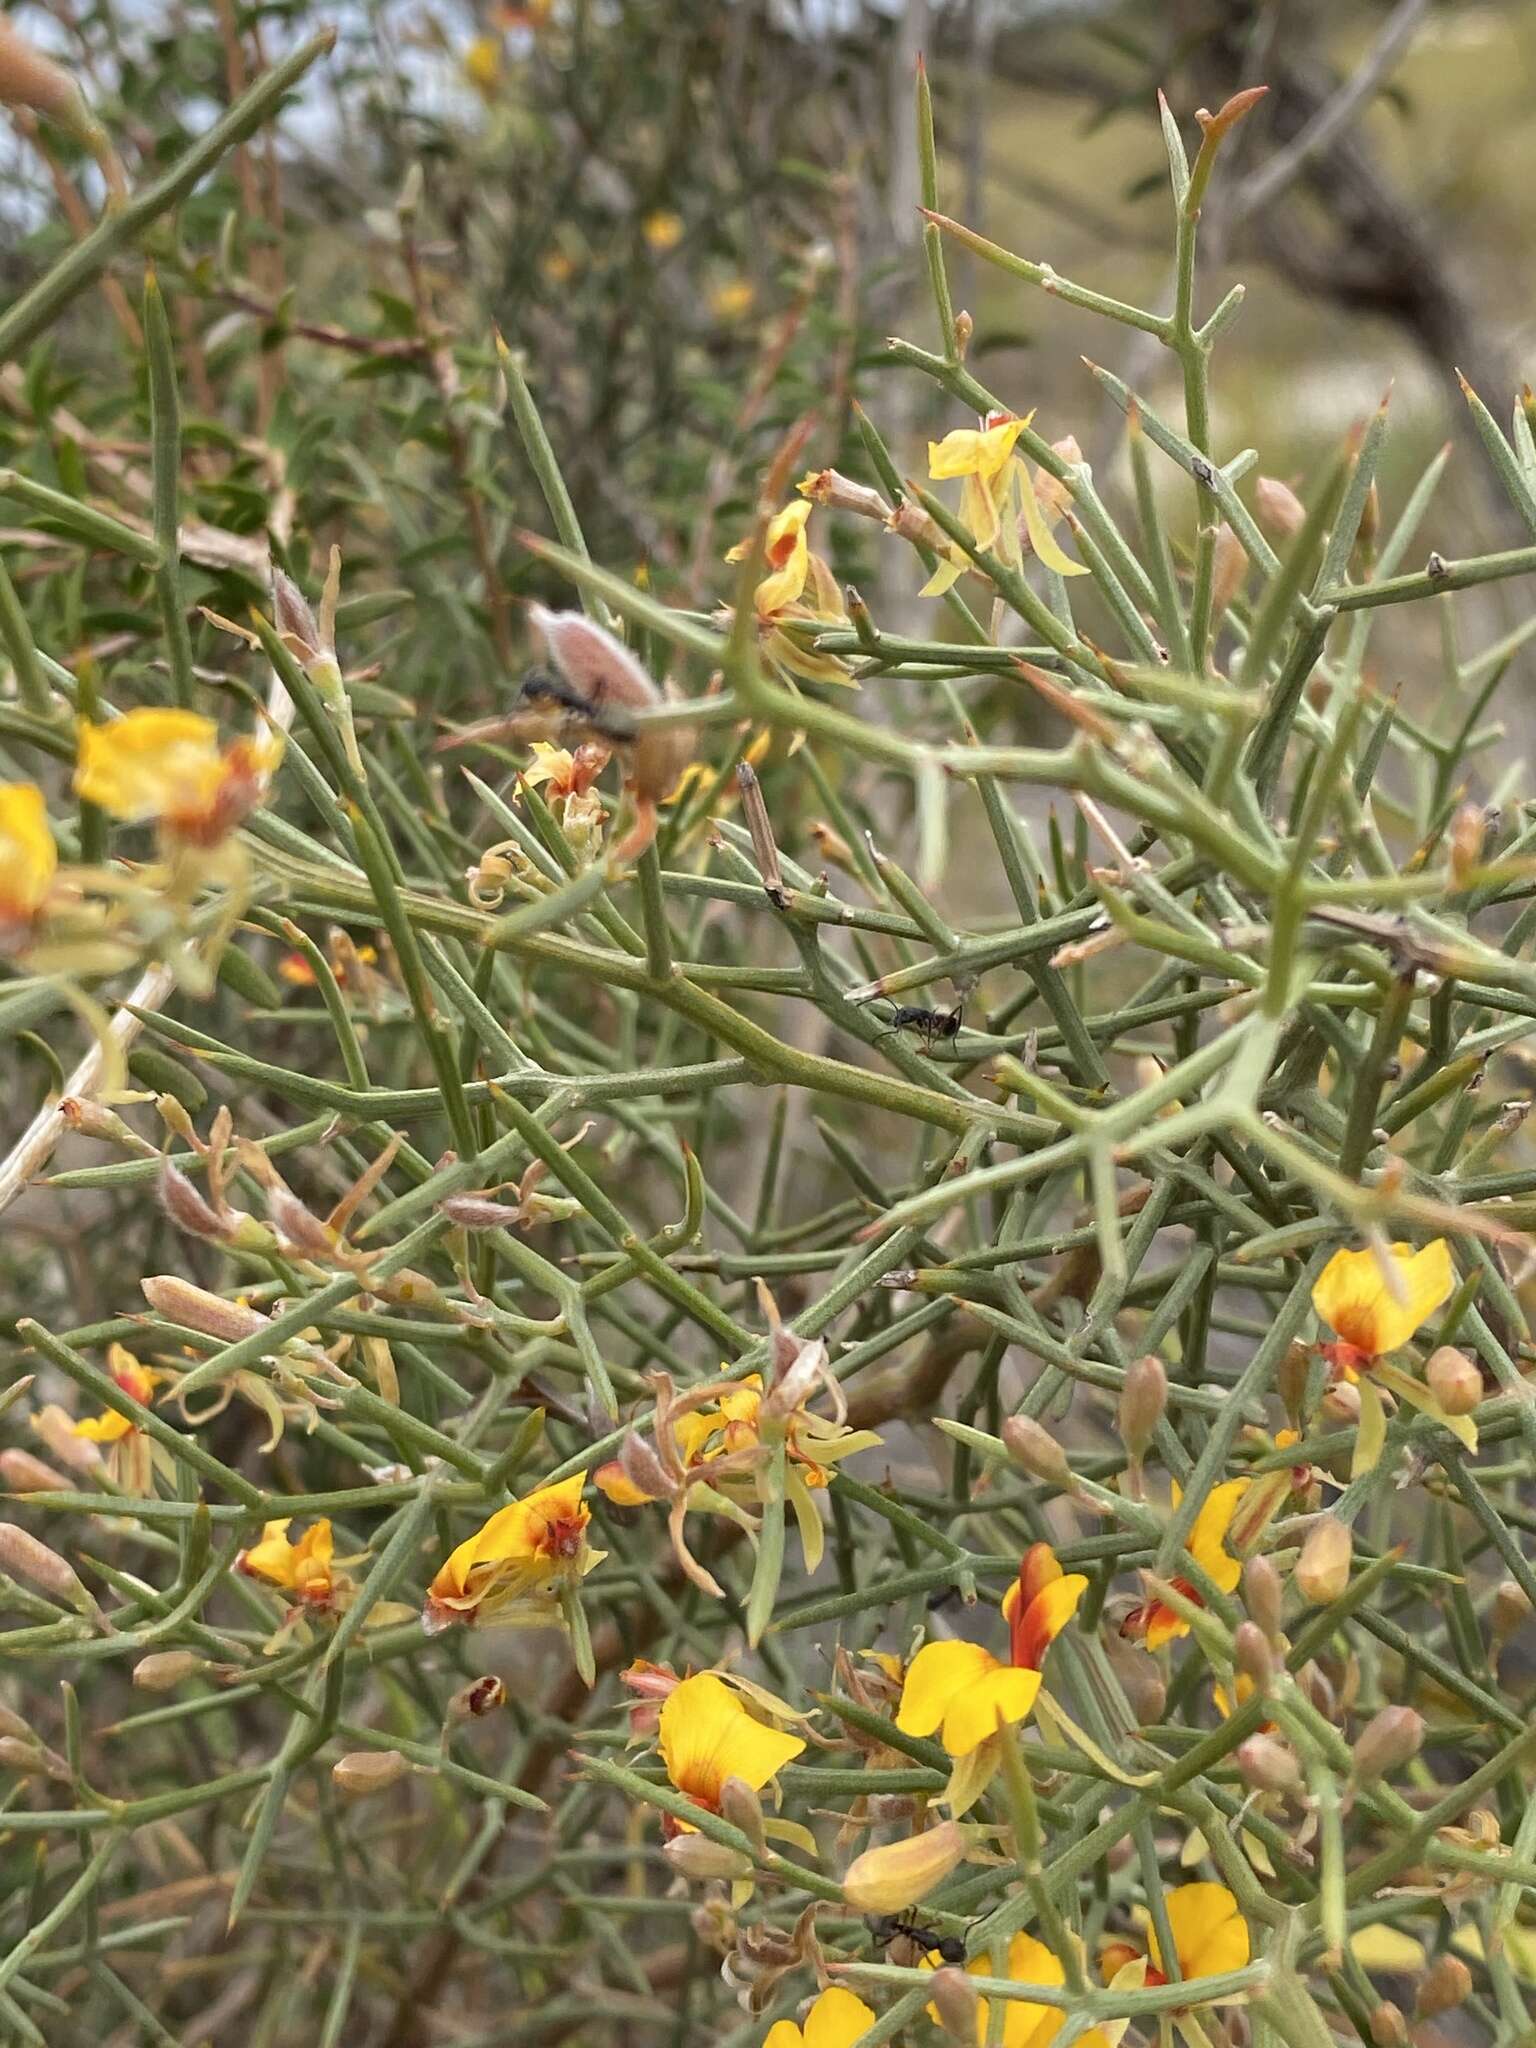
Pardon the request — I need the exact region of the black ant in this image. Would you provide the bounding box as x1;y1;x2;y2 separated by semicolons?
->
883;1002;963;1051
865;1911;967;1966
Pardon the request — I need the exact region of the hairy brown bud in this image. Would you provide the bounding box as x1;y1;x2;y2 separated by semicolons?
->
157;1157;229;1241
1415;1955;1471;2017
1352;1706;1423;1784
1367;2002;1407;2048
1276;1340;1313;1428
1255;475;1305;539
663;1834;752;1882
1235;1733;1304;1797
1210;522;1248;622
132;1651;207;1692
141;1277;270;1345
332;1749;410;1798
617;1430;672;1502
0;1450;68;1493
1233;1622;1275;1693
1296;1516;1351;1605
719;1775;767;1855
1001;1415;1074;1492
0;1523;97;1617
928;1966;980;2042
1424;1346;1481;1417
952;309;974;360
1118;1354;1167;1463
1242;1555;1285;1644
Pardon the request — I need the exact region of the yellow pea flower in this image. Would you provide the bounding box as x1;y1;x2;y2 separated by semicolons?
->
1101;1882;1250;1990
422;1472;604;1634
75;709;282;845
1312;1240;1454;1378
641;209;684;253
897;1545;1085;1765
71;1344;159;1445
658;1671;805;1824
238;1518;337;1606
935;1930;1110;2048
709;277;756;321
463;34;503;94
729;501;812;620
1122;1479;1248;1652
765;1985;876;2048
0;782;56;934
922;409;1086;596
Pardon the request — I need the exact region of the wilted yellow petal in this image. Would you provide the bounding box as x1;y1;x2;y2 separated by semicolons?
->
842;1819;967;1913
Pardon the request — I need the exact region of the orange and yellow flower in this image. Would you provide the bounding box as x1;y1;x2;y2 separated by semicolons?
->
1122;1480;1249;1652
765;1986;875;2048
422;1472;603;1634
76;709;282;845
1100;1882;1250;1992
238;1518;337;1606
921;410;1086;597
0;782;56;937
1312;1240;1454;1379
72;1345;159;1446
934;1930;1109;2048
896;1545;1084;1790
725;502;852;686
657;1670;805;1822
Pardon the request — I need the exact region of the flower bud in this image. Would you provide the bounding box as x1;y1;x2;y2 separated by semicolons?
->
1255;475;1305;538
1210;522;1248;622
842;1821;967;1913
1277;1341;1313;1428
1425;1346;1481;1417
618;1431;673;1502
58;1096;156;1154
1235;1734;1304;1797
1001;1415;1074;1492
0;1450;67;1493
1242;1555;1285;1644
663;1834;753;1883
439;1195;519;1231
1493;1578;1532;1642
0;1523;97;1617
332;1749;410;1799
132;1651;207;1691
141;1277;270;1345
447;1675;507;1722
952;309;974;361
1118;1355;1167;1464
268;1187;337;1258
1321;1379;1360;1426
1296;1516;1351;1605
1368;2002;1407;2048
1351;1706;1423;1784
1297;1661;1336;1719
928;1966;980;2043
1233;1622;1275;1694
1449;804;1487;888
0;1736;69;1781
157;1158;229;1242
719;1775;767;1855
1415;1955;1471;2017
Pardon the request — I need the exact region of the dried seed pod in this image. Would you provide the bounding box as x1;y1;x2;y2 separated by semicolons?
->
447;1675;507;1722
1296;1516;1351;1605
332;1749;410;1799
140;1277;271;1345
156;1157;229;1241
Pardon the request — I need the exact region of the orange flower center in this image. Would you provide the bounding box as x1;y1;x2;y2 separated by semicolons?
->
532;1507;588;1561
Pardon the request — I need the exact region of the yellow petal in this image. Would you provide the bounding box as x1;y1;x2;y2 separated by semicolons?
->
928;417;1025;482
896;1639;1001;1741
0;782;56;920
1155;1883;1249;1982
1016;457;1087;577
75;709;224;823
657;1672;805;1808
1352;1926;1426;1973
1188;1479;1249;1588
1352;1376;1387;1478
804;1986;876;2048
843;1820;968;1912
72;1408;136;1444
1312;1241;1454;1358
941;1667;1043;1758
763;2023;805;2048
